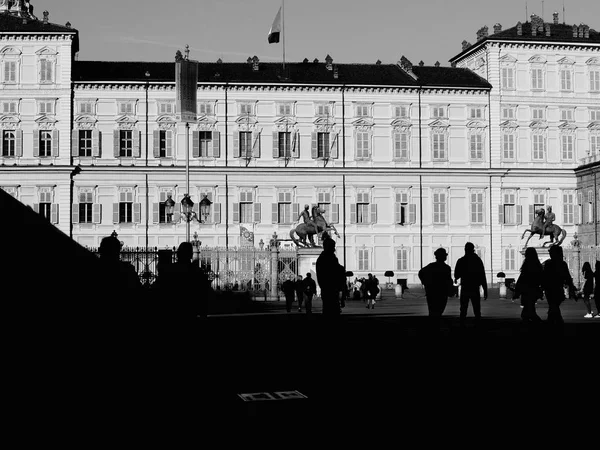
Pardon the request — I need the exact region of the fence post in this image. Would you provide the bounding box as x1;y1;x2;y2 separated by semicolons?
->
270;233;279;300
570;234;582;289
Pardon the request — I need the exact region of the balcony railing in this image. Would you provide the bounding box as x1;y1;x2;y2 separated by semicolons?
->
578;153;600;166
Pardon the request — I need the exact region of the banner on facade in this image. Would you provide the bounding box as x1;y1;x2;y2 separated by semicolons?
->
175;58;198;123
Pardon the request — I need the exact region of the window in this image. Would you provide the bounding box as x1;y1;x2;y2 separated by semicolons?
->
394;105;409;118
563;191;576;224
38;190;52;221
198;103;213;116
277;192;292;224
560;109;574;122
500;190;519;225
278;103;292;116
356;131;370;158
531;108;545;120
239;131;252;158
39;59;53;83
0;186;17;198
560;69;573;91
502;134;515;160
394;191;415;225
317;132;329;158
591;135;599;156
39;101;54;115
561;134;574;160
502;107;515;120
531;190;546;224
432;132;446;160
38;130;53;157
3;60;16;83
240;103;253;116
532;134;546;160
317;192;332;224
159;191;175;224
587;191;594;224
78;102;93;115
277;131;291;158
2;130;16;156
353;192;373;224
358;248;370;271
197;131;211;158
531;68;544;90
119;130;133;157
469;134;484;160
356;104;370;117
118;102;134;115
501;66;515;89
469;107;483;119
470;190;484;224
504;247;518;271
2;101;17;114
158;103;174;115
432;190;447;224
393;132;409;160
238;191;254;223
432;106;446;118
316;104;331;117
119;190;134;223
77;130;94;157
396;248;409;271
78;192;94;224
590;69;600;92
590;109;600;122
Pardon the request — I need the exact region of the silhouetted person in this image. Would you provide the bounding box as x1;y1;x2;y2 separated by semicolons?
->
295;274;304;312
302;273;317;314
513;247;543;323
595;261;600;319
282;278;295;313
581;262;596;318
98;234;142;292
454;242;487;325
418;247;454;331
542;245;576;326
364;273;379;309
316;238;346;317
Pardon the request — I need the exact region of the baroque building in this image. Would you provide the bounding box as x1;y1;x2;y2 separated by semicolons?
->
1;5;599;286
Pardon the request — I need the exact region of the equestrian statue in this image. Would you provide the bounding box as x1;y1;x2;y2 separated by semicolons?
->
290;204;340;247
521;205;567;248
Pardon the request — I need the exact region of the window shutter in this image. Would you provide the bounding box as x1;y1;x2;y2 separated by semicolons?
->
232;203;239;223
172;210;181;223
93;203;102;224
92;129;101;157
166;130;173;157
192;130;200;158
574;203;580;225
110;202;118;223
233;131;240;158
529;205;535;224
394;202;401;223
213;203;221;224
113;130;120;157
72;203;79;223
311;132;317;159
409;203;417;224
293;203;299;221
51;129;59;157
291;131;299;158
15;129;22;157
50;204;58;223
152;203;159;223
370;203;377;224
33;130;40;157
153;130;160;158
272;131;279;158
350;203;357;224
271;203;278;223
33;203;39;214
72;129;79;156
133;131;141;158
331;203;339;224
498;204;504;224
212;131;220;157
330;132;339;158
252;131;261;158
133;202;141;223
516;205;522;225
254;202;261;223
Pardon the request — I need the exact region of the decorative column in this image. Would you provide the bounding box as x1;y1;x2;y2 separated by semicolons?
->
570;233;581;289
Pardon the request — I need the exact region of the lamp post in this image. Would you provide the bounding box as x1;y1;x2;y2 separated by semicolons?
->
178;193;212;242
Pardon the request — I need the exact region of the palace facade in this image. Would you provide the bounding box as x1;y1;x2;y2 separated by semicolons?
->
1;4;599;286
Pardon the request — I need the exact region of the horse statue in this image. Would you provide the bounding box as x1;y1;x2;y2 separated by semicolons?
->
521;208;567;248
289;205;340;247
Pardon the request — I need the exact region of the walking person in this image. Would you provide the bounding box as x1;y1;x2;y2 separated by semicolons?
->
580;262;596;318
282;278;296;313
315;238;346;317
302;273;317;315
365;273;379;309
454;242;488;325
513;247;543;323
295;274;304;312
542;245;577;326
418;247;454;332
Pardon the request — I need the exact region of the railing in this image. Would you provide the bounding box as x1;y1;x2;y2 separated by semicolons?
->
578;153;600;166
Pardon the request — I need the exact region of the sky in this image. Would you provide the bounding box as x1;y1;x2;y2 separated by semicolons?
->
35;0;600;66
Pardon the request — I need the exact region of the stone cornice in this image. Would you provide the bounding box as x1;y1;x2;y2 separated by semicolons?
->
0;33;75;42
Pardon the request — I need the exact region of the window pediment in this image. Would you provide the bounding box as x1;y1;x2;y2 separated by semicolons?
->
116;115;138;125
529;120;547;129
35;47;58;56
587;121;600;131
0;47;21;56
586;57;600;66
557;57;575;65
34;115;57;125
313;116;336;128
500;120;518;129
500;54;517;63
274;116;297;127
0;115;20;125
466;120;487;129
235;115;258;126
196;115;217;126
429;119;449;129
558;122;577;131
391;118;412;128
529;55;546;64
351;118;374;128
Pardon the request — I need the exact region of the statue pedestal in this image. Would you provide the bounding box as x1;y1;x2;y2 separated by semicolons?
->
520;246;551;264
298;247;322;294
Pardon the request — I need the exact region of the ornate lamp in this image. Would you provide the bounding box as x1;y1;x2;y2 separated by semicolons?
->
181;193;194;221
199;195;212;223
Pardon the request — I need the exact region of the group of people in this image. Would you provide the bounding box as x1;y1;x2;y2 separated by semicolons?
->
350;274;380;309
281;272;317;314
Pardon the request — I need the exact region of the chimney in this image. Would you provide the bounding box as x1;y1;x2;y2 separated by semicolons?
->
333;67;339;79
434;61;440;67
247;57;252;64
376;59;381;65
573;24;578;37
325;54;333;71
545;24;551;36
493;23;502;34
65;22;71;29
532;24;537;36
419;61;424;67
43;11;49;24
476;26;489;41
578;24;584;38
399;55;413;74
516;22;523;36
584;25;590;38
553;11;559;25
461;40;471;51
252;55;259;71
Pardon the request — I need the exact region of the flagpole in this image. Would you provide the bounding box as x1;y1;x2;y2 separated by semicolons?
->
282;0;286;71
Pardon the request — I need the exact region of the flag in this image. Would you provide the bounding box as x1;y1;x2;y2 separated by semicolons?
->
267;6;282;44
